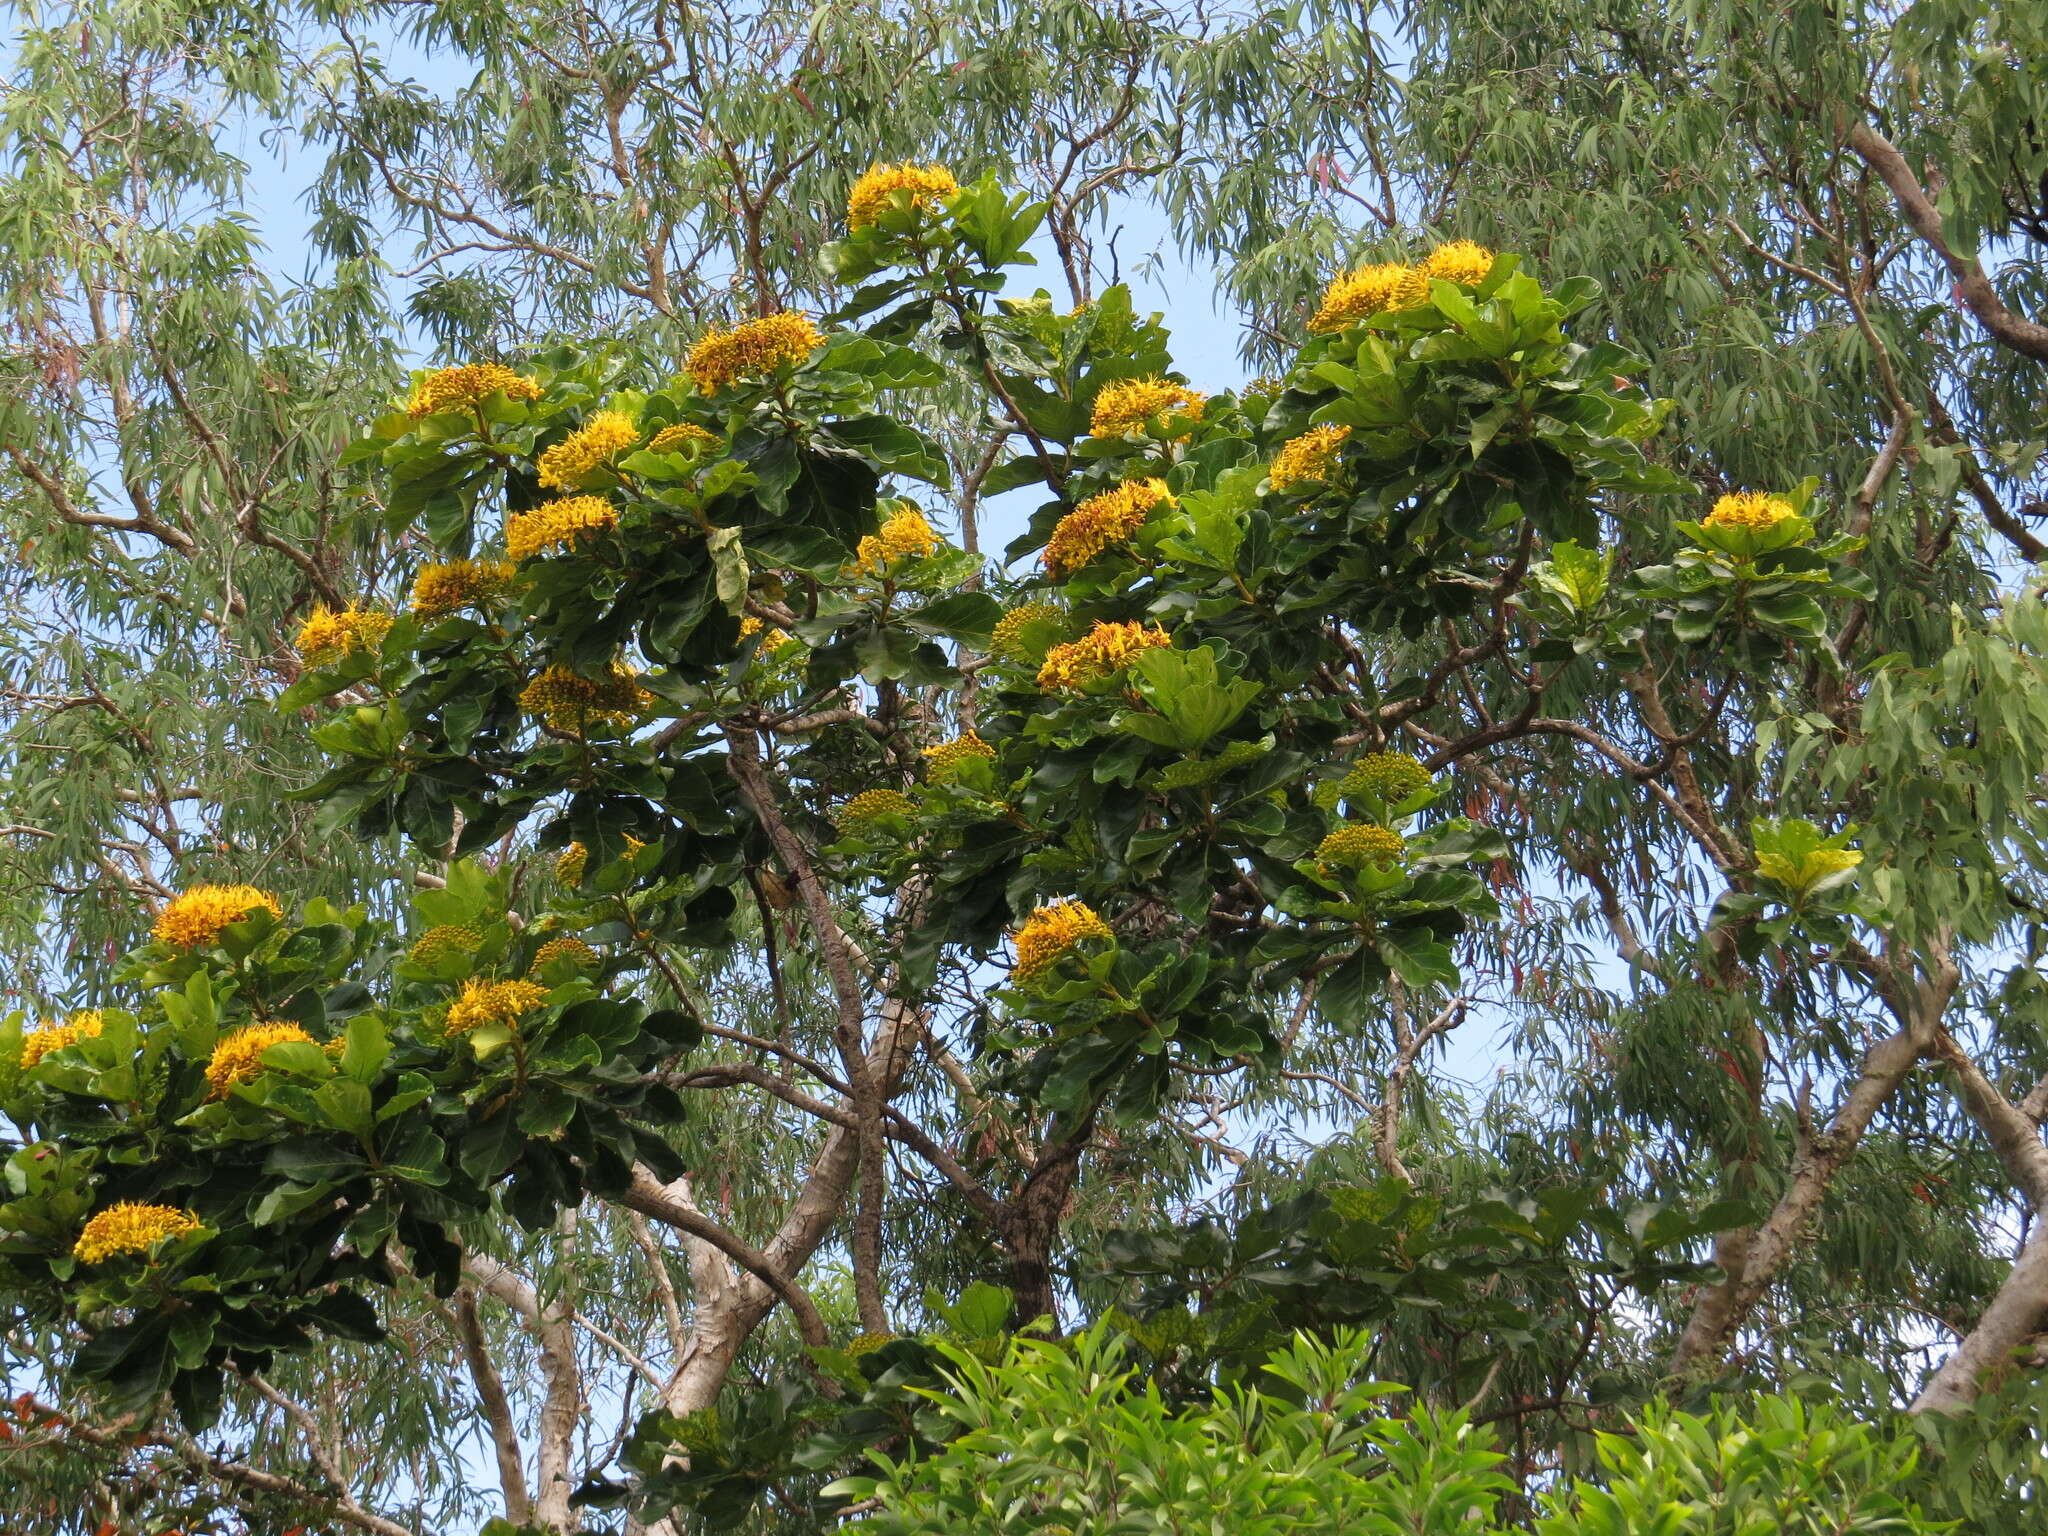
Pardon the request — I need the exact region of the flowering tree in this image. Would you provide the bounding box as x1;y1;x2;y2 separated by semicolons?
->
6;0;2048;1532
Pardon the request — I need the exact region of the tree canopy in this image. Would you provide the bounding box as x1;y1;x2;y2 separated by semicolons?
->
3;1;2048;1533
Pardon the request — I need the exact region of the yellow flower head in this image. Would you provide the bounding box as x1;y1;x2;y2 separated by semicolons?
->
1268;425;1351;490
445;977;550;1036
530;936;599;974
409;923;484;965
1316;823;1407;871
648;422;720;454
848;162;960;230
687;311;824;395
1309;262;1429;333
1704;491;1797;533
738;614;795;652
837;787;916;828
295;606;393;667
537;410;642;491
1339;752;1432;804
1090;377;1207;439
505;496;617;563
924;732;996;782
991;602;1066;660
519;662;653;736
555;834;645;885
1011;899;1112;984
205;1021;316;1098
1036;620;1171;693
1043;480;1173;578
852;506;942;576
1420;240;1496;286
73;1202;203;1264
20;1010;105;1070
154;885;283;949
410;559;517;618
406;363;543;418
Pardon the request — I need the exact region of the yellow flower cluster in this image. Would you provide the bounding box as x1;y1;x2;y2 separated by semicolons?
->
1310;262;1429;333
687;311;824;395
649;422;719;454
1309;242;1496;334
530;936;599;973
991;602;1065;659
848;162;959;229
73;1202;203;1264
924;732;996;781
1422;240;1496;285
446;977;550;1035
739;614;793;650
556;834;645;885
154;885;283;949
519;663;653;736
838;787;916;827
1340;752;1432;804
1036;620;1171;693
295;606;393;667
205;1021;316;1097
411;558;517;618
1090;377;1207;438
1705;491;1796;533
505;496;617;562
1043;479;1172;578
20;1010;104;1070
1316;823;1407;870
538;410;642;490
409;923;484;964
406;363;542;418
853;506;941;575
1011;899;1112;984
1269;425;1350;490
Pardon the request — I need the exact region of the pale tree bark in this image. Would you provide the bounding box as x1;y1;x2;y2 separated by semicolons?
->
1669;932;1959;1376
464;1250;584;1531
1914;1052;2048;1413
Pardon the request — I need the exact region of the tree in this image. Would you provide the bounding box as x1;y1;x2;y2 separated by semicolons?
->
5;0;2048;1532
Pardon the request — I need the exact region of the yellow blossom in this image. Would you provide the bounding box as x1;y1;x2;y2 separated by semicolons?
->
505;496;617;563
556;834;645;885
445;977;550;1036
154;885;283;949
519;662;653;736
410;559;517;618
1338;752;1432;804
852;506;941;575
205;1021;317;1098
73;1203;204;1264
837;788;916;827
648;422;719;454
848;162;960;229
924;732;996;782
686;311;824;395
1420;240;1496;286
1316;823;1407;870
1309;262;1429;333
991;602;1066;660
1268;425;1350;490
1011;899;1112;984
1036;620;1171;693
739;614;794;652
1090;377;1207;439
295;606;393;667
1043;480;1172;578
20;1010;104;1070
537;410;642;491
409;924;484;965
530;936;599;973
406;363;542;418
1704;491;1797;533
